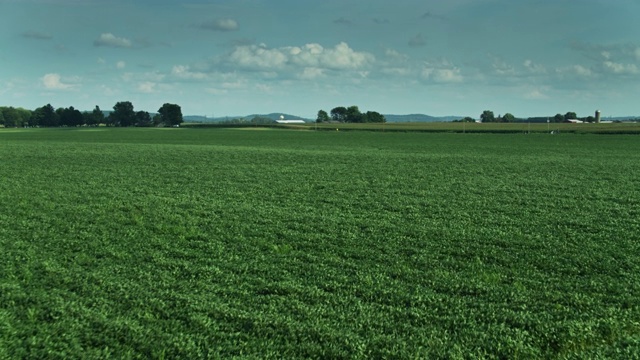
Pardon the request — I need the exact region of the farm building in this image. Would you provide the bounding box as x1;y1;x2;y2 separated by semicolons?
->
275;115;306;124
275;119;306;124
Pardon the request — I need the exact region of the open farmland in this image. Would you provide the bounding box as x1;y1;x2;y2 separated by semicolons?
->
1;128;639;358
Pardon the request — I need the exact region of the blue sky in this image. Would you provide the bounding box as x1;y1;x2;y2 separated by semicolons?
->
2;0;640;118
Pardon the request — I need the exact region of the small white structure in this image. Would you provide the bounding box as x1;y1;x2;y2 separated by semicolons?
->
275;115;305;124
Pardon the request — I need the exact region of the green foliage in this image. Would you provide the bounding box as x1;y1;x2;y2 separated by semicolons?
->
554;113;565;123
0;106;31;127
135;111;152;127
85;105;104;126
330;106;347;122
157;103;183;127
481;110;495;123
316;110;330;123
565;111;578;120
0;129;639;358
502;113;516;123
109;101;136;127
59;106;84;127
324;106;385;123
250;116;274;125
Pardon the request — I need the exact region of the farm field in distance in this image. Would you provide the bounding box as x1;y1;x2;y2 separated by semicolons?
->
1;127;639;358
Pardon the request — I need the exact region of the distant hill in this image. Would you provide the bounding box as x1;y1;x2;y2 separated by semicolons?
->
184;113;463;123
183;113;311;123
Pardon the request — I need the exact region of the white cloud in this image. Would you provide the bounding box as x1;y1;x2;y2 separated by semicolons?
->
42;73;77;90
602;61;639;75
229;44;288;70
298;67;325;80
523;89;549;100
198;18;239;31
172;65;208;80
226;42;374;73
385;48;409;62
97;57;106;64
255;84;272;93
116;61;126;69
523;59;546;73
571;64;592;77
93;33;132;48
137;81;157;93
321;42;375;70
421;60;463;83
492;59;515;76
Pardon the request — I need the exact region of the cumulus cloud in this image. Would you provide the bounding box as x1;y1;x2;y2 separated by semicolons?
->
229;44;288;69
524;89;549;100
421;60;463;83
571;64;593;77
492;58;515;76
602;61;639;75
42;73;77;90
198;18;239;31
172;65;208;80
227;42;375;72
93;33;132;48
298;67;325;80
137;81;157;93
116;61;126;69
21;30;52;40
523;59;546;73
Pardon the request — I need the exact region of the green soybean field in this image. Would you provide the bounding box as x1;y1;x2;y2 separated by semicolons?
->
1;128;639;359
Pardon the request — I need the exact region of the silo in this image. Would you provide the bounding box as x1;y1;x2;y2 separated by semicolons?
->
595;110;601;123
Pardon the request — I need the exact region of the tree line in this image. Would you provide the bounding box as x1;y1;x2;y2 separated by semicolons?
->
454;110;598;123
0;102;183;128
316;105;386;123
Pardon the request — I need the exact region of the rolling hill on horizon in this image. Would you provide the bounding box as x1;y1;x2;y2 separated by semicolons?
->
183;113;464;123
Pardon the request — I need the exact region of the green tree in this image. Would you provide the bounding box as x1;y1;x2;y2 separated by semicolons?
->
157;103;183;127
59;106;84;127
364;111;386;123
32;104;58;127
316;110;330;123
564;111;577;120
1;107;17;127
502;113;516;123
0;107;5;126
87;105;104;126
553;113;564;123
1;107;31;127
135;111;152;127
330;106;347;122
345;105;363;123
109;101;136;127
480;110;495;123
